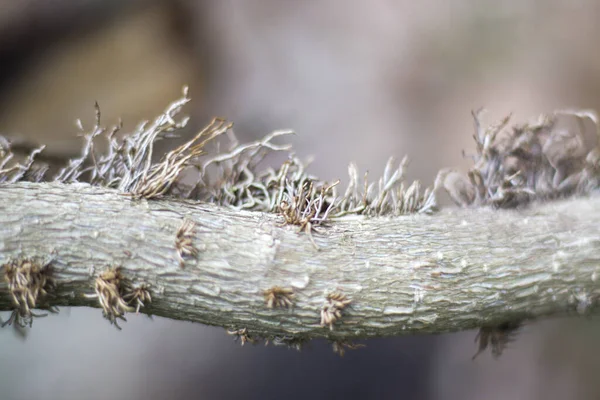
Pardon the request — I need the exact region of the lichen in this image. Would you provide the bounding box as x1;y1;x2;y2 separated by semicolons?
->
2;91;599;217
0;86;436;224
437;109;600;208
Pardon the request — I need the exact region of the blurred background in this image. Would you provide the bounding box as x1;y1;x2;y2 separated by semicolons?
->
2;0;600;399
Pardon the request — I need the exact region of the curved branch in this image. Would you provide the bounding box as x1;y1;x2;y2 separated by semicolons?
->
1;183;599;340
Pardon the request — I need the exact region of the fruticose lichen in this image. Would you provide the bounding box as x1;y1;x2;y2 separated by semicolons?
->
0;87;437;226
3;89;599;227
436;109;600;208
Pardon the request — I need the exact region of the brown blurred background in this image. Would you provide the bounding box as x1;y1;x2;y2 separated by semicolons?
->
2;1;600;399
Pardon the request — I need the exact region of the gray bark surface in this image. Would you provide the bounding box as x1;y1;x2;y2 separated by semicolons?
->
1;182;599;338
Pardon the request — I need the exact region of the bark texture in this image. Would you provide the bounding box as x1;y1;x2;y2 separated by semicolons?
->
1;182;599;339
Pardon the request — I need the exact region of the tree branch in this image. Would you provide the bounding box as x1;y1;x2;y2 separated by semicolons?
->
1;90;600;356
2;182;599;341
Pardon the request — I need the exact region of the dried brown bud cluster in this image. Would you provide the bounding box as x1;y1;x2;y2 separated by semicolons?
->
175;218;198;267
472;321;522;359
227;327;256;346
123;283;152;314
263;286;294;309
89;267;134;329
320;292;352;331
2;258;55;317
331;340;365;356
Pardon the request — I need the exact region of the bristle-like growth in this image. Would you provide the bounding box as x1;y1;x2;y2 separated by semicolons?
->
129;117;232;199
0;87;436;226
331;340;365;356
227;327;256;346
87;266;134;329
278;179;339;249
336;157;437;216
123;283;152;314
0;141;46;183
438;109;600;208
0;309;53;336
472;321;522;359
263;286;294;309
2;258;55;318
320;292;352;331
3;92;598;215
264;335;307;351
175;218;198;267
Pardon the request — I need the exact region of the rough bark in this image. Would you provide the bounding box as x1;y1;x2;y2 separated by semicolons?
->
1;182;599;339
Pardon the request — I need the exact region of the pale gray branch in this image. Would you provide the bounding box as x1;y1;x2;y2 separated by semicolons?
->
1;182;600;339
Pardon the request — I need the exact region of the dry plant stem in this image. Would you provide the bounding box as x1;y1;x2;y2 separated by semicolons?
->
1;183;599;338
